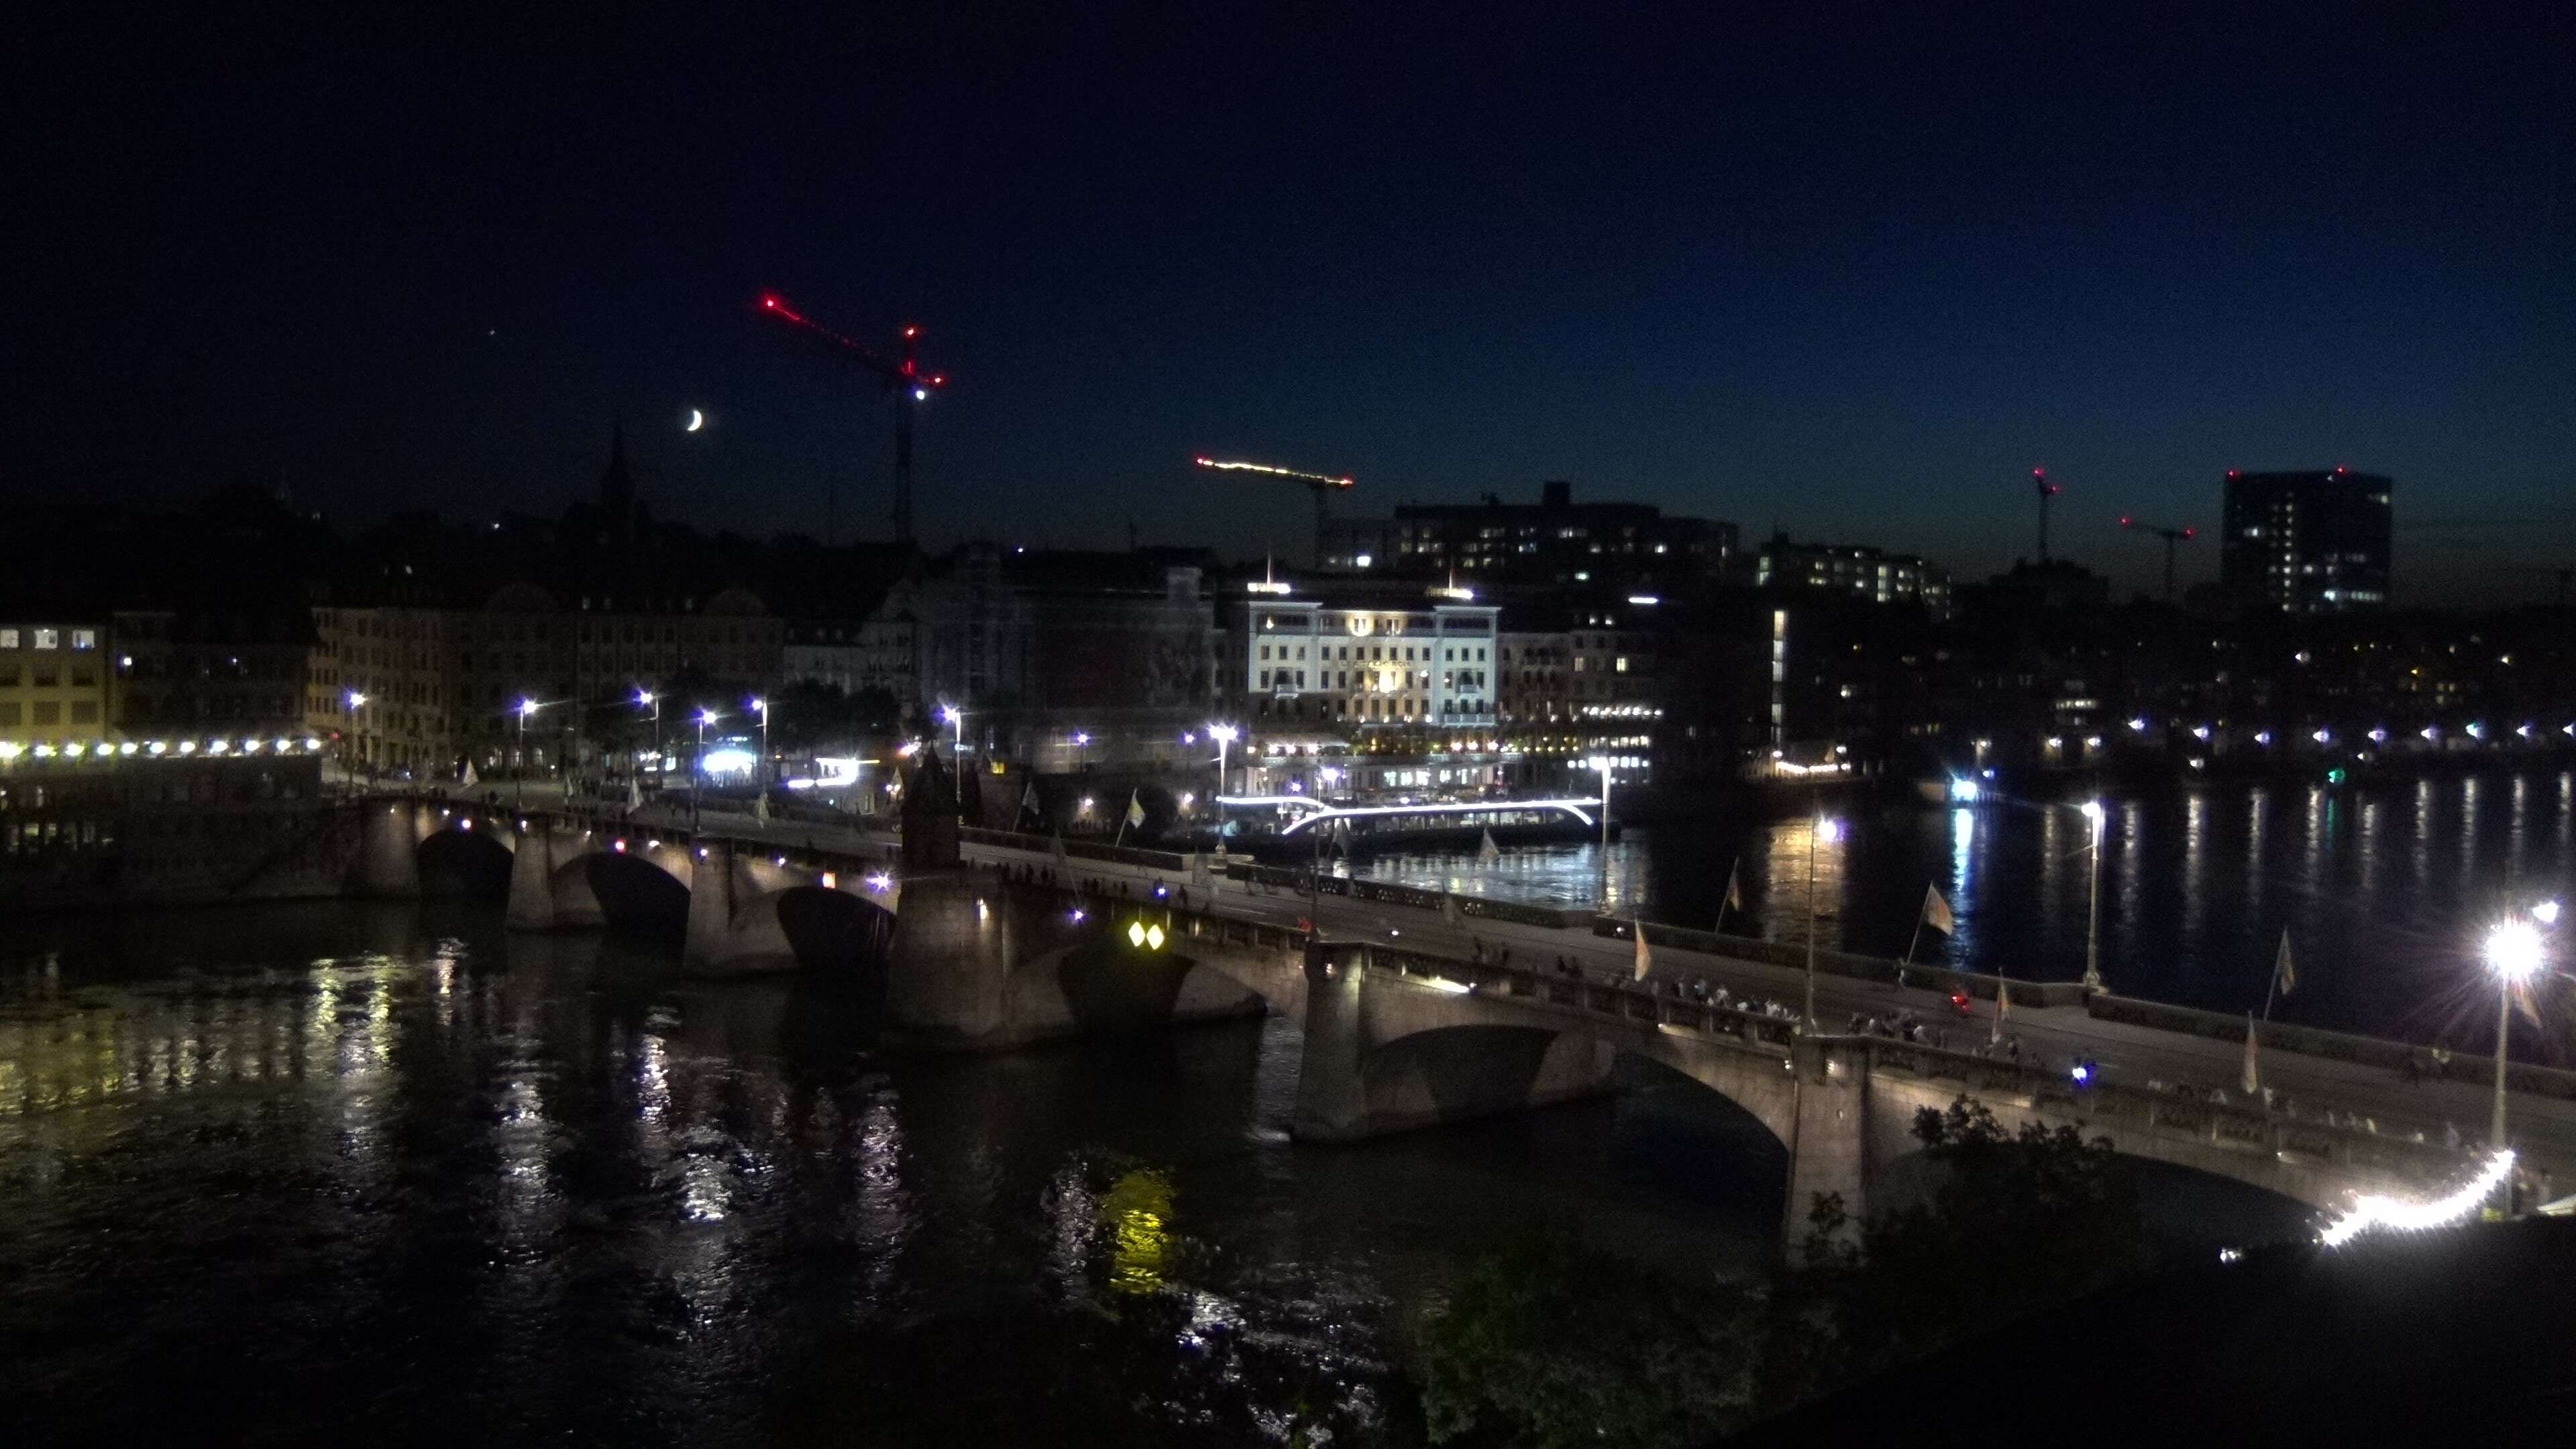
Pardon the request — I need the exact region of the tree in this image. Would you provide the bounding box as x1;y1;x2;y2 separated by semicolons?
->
1805;1097;2151;1376
1417;1236;1764;1448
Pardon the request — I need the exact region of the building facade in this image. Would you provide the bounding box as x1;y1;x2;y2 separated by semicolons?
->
1323;480;1736;592
2220;468;2394;613
1228;584;1498;731
0;619;111;755
1754;535;1953;617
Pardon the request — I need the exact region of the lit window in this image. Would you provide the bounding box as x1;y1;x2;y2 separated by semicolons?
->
34;629;60;650
0;629;15;649
70;629;96;651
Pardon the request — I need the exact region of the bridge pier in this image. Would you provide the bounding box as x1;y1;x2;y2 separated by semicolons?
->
1782;1035;1871;1265
1287;943;1615;1142
684;840;799;976
354;798;423;898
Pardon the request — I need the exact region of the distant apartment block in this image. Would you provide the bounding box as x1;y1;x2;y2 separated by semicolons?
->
2220;468;2393;612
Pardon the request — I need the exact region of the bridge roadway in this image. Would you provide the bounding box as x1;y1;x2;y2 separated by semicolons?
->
614;800;2576;1205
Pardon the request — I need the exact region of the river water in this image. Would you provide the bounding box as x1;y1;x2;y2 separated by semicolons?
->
1354;767;2576;1055
2;772;2420;1442
0;900;1790;1445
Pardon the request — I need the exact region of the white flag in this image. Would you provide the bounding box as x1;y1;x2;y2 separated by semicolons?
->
1477;828;1501;865
1633;920;1652;981
461;761;478;788
1124;790;1146;828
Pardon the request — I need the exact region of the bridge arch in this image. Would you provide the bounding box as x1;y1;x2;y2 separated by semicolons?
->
416;824;515;898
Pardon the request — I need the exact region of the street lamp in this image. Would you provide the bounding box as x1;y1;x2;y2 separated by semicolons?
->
1073;729;1093;771
2484;918;2546;1161
1804;814;1843;1032
750;696;771;798
515;698;542;806
2080;799;2107;992
343;690;368;788
636;688;660;786
1206;722;1236;797
937;702;963;755
694;708;718;827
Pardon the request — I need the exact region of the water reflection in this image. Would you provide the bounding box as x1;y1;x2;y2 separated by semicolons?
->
1352;766;2576;1038
0;901;1778;1445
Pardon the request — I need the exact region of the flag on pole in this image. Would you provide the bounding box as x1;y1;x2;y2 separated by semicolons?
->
754;792;770;825
2242;1013;2261;1095
1477;828;1502;865
1021;777;1040;816
2273;931;2296;998
627;776;642;812
462;761;478;788
1724;859;1743;914
1633;919;1653;981
1922;885;1955;935
1124;790;1146;828
1991;977;2010;1044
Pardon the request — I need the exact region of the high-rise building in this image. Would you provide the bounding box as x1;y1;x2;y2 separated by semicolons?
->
1322;481;1735;591
2220;468;2393;613
1754;535;1953;618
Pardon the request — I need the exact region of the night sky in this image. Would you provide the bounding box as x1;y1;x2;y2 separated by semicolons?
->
9;6;2569;602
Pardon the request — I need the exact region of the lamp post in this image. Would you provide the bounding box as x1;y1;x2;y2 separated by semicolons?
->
515;698;540;808
1587;754;1615;912
1804;812;1843;1032
2080;800;2107;993
636;688;660;789
2485;917;2546;1160
694;708;717;828
750;696;771;799
343;690;368;791
1208;721;1238;794
1074;730;1092;771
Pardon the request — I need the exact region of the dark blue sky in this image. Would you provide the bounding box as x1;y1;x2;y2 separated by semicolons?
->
9;5;2569;601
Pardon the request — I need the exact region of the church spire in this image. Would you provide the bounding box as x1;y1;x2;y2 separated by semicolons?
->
599;422;636;542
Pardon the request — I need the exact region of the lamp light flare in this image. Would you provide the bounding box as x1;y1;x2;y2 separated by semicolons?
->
2318;1150;2515;1248
2486;920;2544;983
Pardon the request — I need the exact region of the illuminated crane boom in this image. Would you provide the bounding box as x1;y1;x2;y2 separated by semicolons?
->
2118;514;2198;602
759;292;949;547
1195;456;1354;566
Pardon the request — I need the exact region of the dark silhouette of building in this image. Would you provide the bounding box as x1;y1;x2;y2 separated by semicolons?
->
1322;480;1736;592
2220;468;2394;612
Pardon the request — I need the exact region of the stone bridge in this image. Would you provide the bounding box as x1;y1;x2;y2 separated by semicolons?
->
1269;940;2483;1258
350;793;2486;1259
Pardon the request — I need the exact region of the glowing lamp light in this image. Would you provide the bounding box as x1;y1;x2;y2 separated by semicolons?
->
2070;1063;2092;1085
2369;727;2388;743
2312;729;2332;745
1947;777;1980;803
2127;717;2148;733
2255;731;2273;747
1815;818;1844;844
2320;1150;2516;1248
2080;800;2106;824
2192;724;2211;740
865;872;894;892
2467;722;2487;739
2422;727;2440;741
2487;920;2545;983
2533;900;2561;926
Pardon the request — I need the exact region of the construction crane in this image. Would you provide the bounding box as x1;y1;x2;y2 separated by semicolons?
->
2502;565;2575;609
2032;467;2060;561
1194;457;1354;566
2118;515;2198;602
758;292;949;547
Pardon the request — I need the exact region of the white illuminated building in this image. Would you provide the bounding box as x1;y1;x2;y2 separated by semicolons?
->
1236;583;1498;731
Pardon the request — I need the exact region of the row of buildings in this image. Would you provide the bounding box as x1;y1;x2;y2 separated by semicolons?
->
2;458;2441;796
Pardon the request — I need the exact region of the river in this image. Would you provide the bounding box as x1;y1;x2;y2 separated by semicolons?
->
0;898;1792;1444
1352;767;2576;1053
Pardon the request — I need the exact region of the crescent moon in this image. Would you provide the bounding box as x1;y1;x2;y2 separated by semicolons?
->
685;408;705;433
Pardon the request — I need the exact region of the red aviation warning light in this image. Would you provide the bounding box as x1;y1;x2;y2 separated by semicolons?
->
757;290;949;547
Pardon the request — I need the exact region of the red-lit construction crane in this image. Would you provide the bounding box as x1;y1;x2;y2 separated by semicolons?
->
2118;515;2199;602
2032;466;2061;561
759;292;948;547
1193;457;1354;567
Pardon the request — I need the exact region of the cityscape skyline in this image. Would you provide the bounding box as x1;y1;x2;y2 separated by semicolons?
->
9;9;2569;605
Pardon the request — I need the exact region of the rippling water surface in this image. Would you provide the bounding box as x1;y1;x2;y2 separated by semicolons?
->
1353;767;2576;1051
0;902;1784;1444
